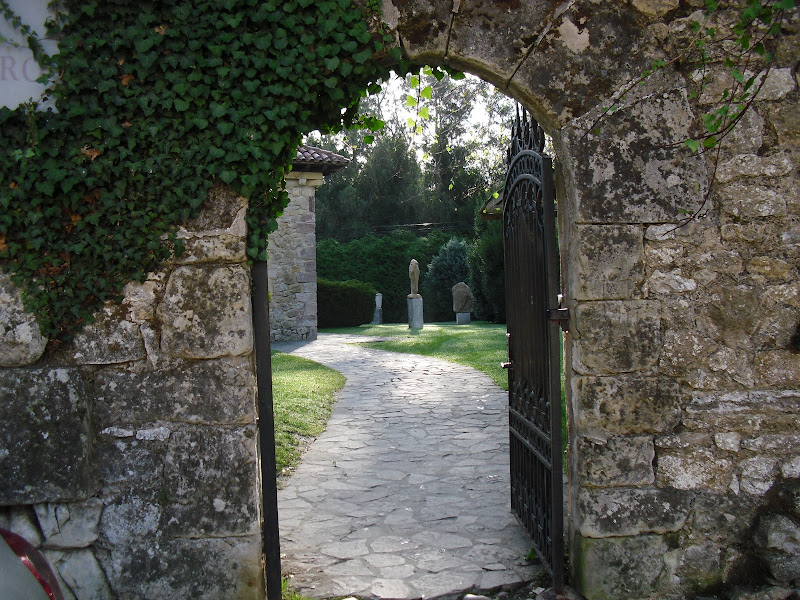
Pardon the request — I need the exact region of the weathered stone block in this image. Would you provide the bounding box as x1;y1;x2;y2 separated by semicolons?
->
659;328;716;378
570;225;644;300
0;272;47;366
716;153;794;184
572;375;681;435
510;4;654;129
576;435;655;487
631;0;679;18
161;426;259;537
386;0;450;65
45;549;112;600
448;1;552;85
122;279;161;323
725;107;764;153
99;494;162;547
707;285;763;347
35;499;103;549
158;265;253;359
720;183;787;218
70;304;145;365
573;534;670;600
98;536;262;600
755;351;800;387
742;435;800;455
755;514;800;584
573;300;661;374
682;390;800;434
94;357;255;427
715;432;742;452
8;506;43;547
94;436;165;492
690;492;762;543
574;486;692;537
676;543;725;591
739;457;778;496
655;446;732;492
646;269;698;294
179;185;247;234
0;369;91;504
562;86;707;223
747;256;794;281
768;103;800;145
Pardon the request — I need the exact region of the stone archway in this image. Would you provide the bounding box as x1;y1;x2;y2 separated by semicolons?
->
1;3;797;599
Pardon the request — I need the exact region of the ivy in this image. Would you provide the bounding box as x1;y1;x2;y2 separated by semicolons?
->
0;1;400;342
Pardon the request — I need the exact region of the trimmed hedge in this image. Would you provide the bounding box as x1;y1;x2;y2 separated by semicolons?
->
317;279;378;328
317;231;454;323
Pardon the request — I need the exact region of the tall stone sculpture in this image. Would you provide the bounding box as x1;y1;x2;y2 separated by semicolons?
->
408;259;421;298
407;259;423;329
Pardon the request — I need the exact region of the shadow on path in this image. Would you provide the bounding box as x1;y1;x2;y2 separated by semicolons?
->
273;334;540;599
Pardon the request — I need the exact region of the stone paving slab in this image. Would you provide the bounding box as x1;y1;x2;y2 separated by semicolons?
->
274;334;540;600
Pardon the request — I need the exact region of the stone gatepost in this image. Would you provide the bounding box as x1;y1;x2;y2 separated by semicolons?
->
0;186;263;599
558;66;800;599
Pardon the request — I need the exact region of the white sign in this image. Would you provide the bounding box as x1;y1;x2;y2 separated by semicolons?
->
0;0;58;109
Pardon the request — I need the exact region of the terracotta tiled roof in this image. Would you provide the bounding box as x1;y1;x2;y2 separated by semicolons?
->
293;145;350;174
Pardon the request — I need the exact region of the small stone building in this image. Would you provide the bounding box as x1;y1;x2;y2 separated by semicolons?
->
268;146;348;341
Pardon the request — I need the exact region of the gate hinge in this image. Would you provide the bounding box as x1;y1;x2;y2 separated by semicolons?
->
548;308;570;332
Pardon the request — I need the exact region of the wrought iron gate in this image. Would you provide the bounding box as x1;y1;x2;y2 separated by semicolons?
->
502;107;565;588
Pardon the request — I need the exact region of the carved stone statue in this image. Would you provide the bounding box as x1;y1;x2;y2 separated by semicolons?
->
408;259;421;298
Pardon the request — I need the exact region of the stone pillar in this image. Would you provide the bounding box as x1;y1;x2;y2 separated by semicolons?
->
371;292;383;324
407;297;423;329
267;171;323;341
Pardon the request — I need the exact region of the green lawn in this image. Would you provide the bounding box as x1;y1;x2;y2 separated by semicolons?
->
320;322;510;390
271;352;346;476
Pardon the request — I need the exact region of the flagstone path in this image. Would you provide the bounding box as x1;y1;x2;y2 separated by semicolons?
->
273;334;541;600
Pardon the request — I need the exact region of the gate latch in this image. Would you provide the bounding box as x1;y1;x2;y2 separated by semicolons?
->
547;308;570;332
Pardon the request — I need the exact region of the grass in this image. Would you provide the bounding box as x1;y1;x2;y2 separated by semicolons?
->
271;352;346;476
320;321;509;390
281;577;313;600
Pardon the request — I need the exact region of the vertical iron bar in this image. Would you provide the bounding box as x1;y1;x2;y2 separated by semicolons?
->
252;260;282;600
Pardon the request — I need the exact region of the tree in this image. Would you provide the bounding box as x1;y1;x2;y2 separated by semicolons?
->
421;237;470;322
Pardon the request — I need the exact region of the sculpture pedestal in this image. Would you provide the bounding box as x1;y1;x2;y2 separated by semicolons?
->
456;312;471;325
407;297;423;329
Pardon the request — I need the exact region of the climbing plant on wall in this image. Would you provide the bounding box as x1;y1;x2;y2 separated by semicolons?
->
0;0;397;342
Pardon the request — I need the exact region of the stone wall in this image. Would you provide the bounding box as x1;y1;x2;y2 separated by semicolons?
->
0;186;263;599
267;171;323;342
557;26;800;600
